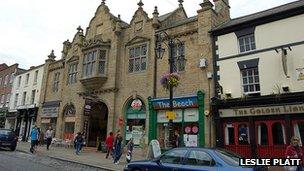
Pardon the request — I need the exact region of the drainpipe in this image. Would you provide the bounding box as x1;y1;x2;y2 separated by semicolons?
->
153;34;158;98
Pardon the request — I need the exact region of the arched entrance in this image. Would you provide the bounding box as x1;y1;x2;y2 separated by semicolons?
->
88;101;108;147
63;103;76;140
125;98;146;146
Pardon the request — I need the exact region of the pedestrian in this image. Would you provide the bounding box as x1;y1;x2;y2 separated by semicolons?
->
30;125;38;153
105;132;114;159
45;127;53;150
173;130;182;148
113;130;123;164
285;136;303;171
74;132;84;155
126;138;134;163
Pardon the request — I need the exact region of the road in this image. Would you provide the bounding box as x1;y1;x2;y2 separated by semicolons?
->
0;149;106;171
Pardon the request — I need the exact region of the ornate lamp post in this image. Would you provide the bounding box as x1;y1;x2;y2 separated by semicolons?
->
155;32;186;148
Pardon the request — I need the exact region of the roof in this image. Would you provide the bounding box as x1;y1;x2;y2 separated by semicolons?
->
159;11;173;22
212;0;304;35
0;63;8;71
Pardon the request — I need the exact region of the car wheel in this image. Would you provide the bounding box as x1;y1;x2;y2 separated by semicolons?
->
10;146;16;151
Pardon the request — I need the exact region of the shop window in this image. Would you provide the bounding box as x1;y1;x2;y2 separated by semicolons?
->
160;149;187;164
186;150;214;166
272;122;286;145
225;124;235;145
257;123;268;145
238;124;249;145
293;122;304;146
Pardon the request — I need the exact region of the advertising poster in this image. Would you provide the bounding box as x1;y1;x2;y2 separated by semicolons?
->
131;126;143;145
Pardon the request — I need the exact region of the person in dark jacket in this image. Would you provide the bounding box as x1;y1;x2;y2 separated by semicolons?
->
174;130;182;148
74;132;84;155
126;138;134;163
113;130;123;164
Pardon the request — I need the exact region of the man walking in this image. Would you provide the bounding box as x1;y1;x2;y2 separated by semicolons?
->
113;130;123;164
105;132;114;159
45;127;53;150
30;125;38;153
74;132;84;155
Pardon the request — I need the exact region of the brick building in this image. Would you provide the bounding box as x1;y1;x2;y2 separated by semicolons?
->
37;0;230;148
0;63;25;128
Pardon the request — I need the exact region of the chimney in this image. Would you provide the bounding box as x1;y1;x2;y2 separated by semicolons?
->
213;0;230;22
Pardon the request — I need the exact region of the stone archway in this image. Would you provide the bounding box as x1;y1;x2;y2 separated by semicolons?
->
62;103;76;140
125;98;146;146
87;101;108;147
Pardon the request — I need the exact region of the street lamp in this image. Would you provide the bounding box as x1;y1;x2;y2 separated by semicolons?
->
155;31;186;148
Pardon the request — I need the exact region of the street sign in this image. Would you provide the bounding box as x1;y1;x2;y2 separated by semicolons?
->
166;111;176;120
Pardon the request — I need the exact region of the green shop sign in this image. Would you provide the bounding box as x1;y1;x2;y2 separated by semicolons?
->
151;95;198;110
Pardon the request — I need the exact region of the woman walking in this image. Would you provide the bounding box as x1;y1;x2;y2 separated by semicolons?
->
105;132;114;159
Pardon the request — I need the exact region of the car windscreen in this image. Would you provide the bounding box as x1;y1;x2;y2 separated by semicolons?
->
0;130;13;135
215;149;241;166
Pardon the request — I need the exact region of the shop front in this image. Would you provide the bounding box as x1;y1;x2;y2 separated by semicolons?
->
214;92;304;158
5;111;17;130
40;101;60;134
15;107;38;141
125;98;146;146
148;91;205;149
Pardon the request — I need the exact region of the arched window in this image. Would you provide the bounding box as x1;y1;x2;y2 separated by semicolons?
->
257;123;268;145
238;124;249;145
272;122;286;145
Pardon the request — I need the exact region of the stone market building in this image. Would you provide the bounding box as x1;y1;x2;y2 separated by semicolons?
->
37;0;230;148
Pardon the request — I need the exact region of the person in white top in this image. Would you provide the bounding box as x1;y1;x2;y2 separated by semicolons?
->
45;127;53;150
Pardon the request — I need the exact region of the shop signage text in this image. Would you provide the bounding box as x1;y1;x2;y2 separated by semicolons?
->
41;107;58;118
219;104;304;118
152;96;198;110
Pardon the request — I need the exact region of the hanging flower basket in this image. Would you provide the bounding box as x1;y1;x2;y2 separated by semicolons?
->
160;72;180;90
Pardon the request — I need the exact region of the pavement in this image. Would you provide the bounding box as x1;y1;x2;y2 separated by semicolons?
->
16;141;147;171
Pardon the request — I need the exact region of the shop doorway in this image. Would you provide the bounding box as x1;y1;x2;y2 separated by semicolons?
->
88;102;108;147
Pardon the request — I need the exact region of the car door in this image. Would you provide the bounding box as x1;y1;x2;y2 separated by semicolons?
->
180;149;218;171
149;148;188;171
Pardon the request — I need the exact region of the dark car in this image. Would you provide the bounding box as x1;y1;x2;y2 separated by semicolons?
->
0;129;18;151
124;147;266;171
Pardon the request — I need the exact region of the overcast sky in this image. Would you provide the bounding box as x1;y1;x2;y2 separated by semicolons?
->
0;0;298;69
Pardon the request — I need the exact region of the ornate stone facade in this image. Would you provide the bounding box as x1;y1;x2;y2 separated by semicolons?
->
37;0;230;147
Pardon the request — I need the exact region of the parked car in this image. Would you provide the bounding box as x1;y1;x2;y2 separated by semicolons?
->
0;129;18;151
124;147;266;171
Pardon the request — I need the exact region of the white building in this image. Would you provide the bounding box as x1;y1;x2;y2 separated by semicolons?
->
7;64;44;141
211;0;304;158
